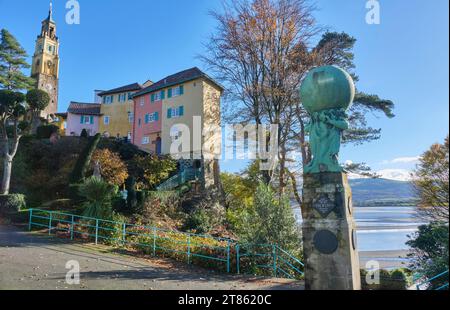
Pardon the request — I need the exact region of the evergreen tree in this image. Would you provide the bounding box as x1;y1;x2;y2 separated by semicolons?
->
26;89;50;134
70;134;101;184
0;29;35;91
239;182;301;253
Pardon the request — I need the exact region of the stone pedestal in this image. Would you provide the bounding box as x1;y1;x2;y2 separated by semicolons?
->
302;172;361;290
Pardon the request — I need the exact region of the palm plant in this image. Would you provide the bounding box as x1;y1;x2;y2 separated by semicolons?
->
78;176;118;219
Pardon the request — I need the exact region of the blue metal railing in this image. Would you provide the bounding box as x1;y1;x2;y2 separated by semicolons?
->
156;168;202;191
236;244;304;279
28;208;232;272
415;270;449;290
27;209;304;279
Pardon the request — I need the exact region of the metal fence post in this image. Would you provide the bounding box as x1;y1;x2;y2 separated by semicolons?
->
48;212;53;235
226;241;230;273
70;215;74;240
28;209;33;231
152;227;156;256
236;244;240;274
272;245;277;277
187;235;191;264
122;223;126;244
95;219;99;245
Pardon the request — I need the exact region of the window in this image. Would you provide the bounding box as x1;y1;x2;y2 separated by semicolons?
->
144;112;159;124
80;116;94;125
168;85;184;98
104;116;110;125
139;97;145;106
151;90;165;102
104;95;114;104
142;136;150;145
128;112;134;123
118;93;126;102
167;106;184;119
128;92;133;100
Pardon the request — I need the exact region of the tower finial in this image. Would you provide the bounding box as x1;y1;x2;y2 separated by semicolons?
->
48;1;53;21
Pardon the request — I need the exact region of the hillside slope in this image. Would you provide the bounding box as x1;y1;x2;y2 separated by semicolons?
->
349;178;418;206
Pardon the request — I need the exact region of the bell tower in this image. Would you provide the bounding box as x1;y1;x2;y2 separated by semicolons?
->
31;2;60;118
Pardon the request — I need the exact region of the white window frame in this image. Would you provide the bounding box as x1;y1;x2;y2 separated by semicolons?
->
104;116;110;125
170;107;181;118
128;112;134;123
140;97;145;106
172;86;181;97
84;116;91;125
142;136;150;145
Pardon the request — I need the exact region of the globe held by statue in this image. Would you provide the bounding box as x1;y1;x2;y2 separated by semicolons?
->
300;65;355;113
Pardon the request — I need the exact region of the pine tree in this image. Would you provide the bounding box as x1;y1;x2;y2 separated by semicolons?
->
0;29;35;91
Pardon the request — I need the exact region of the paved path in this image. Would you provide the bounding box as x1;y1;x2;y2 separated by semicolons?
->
0;224;303;290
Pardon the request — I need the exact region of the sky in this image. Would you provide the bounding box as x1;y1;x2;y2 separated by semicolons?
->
0;0;448;180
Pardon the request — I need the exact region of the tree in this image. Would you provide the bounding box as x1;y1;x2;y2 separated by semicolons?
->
238;182;300;253
0;29;35;91
201;0;394;205
26;89;50;134
131;155;177;190
407;137;449;289
70;133;101;184
0;90;28;195
407;224;449;290
91;149;129;186
413;136;449;223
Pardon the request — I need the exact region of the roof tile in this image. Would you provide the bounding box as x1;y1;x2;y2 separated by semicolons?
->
68;102;102;115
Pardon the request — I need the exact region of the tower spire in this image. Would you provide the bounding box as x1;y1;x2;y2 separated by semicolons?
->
48;1;54;22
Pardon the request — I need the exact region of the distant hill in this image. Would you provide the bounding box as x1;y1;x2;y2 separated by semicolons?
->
349;178;419;206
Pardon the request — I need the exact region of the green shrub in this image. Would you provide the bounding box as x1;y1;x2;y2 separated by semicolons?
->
238;182;301;254
184;209;215;234
0;194;26;215
78;177;118;219
36;125;59;139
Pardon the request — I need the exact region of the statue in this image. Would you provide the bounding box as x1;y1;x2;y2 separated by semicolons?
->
299;65;360;290
93;160;102;179
300;65;355;174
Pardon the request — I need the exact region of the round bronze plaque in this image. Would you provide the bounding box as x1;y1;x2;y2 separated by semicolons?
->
313;230;339;254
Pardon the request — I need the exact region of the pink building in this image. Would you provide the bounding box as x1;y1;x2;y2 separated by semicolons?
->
132;92;162;154
66;102;102;136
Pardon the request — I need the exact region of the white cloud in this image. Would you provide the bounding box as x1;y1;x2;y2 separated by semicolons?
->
376;169;414;181
381;156;421;165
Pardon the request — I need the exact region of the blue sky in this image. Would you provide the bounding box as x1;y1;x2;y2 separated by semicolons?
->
1;0;448;179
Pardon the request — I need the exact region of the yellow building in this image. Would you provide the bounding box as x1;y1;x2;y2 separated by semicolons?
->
97;82;152;139
53;112;67;136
